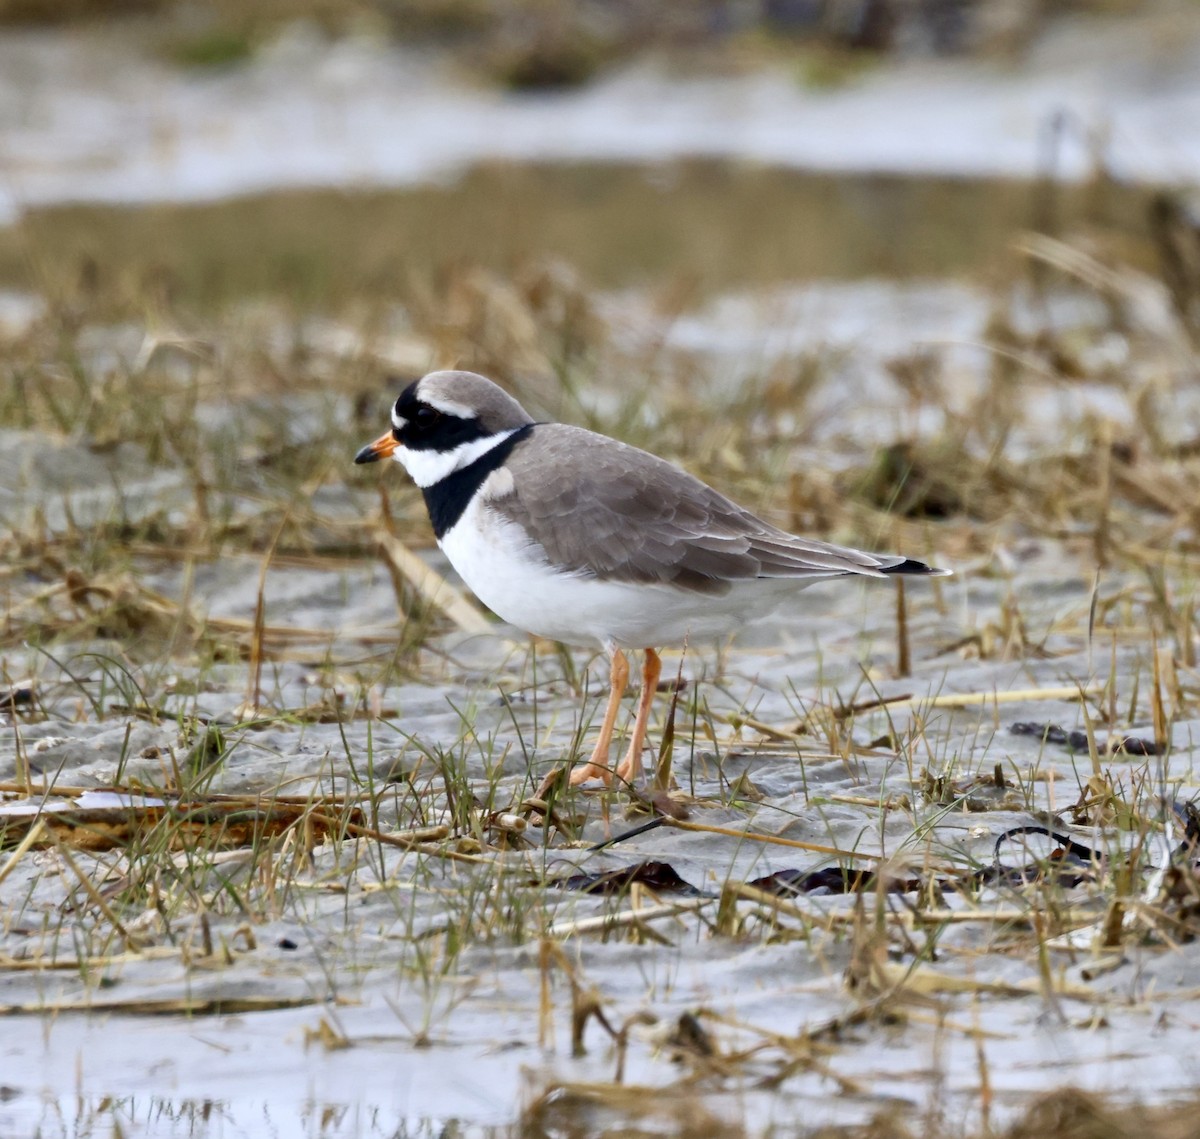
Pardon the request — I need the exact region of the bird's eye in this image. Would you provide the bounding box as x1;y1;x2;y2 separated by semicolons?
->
414;406;441;428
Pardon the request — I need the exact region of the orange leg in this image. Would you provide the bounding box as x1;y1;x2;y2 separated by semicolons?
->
614;648;662;787
570;645;629;785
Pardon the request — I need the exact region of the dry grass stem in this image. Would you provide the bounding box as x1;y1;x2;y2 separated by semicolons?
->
546;899;710;939
664;818;896;861
377;529;493;635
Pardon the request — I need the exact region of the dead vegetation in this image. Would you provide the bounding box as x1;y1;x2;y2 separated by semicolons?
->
516;1085;1200;1139
0;0;1153;88
2;148;1200;1134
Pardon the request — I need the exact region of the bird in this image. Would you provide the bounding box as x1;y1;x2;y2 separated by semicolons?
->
356;370;949;788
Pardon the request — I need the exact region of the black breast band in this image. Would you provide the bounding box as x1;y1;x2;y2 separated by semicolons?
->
423;424;535;539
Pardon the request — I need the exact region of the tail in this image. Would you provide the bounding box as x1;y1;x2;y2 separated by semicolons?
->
880;557;951;578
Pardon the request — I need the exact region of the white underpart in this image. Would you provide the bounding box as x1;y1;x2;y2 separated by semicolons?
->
391;429;521;488
439;482;823;649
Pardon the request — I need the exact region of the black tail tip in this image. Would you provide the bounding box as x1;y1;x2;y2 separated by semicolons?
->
883;558;951;578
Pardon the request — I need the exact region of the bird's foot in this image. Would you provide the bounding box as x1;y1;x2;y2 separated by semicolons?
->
569;759;614;786
612;744;645;787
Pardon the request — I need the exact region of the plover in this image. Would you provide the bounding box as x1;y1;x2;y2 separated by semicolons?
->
356;370;948;787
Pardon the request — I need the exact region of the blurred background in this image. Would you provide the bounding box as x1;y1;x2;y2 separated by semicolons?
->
2;0;1199;660
4;0;1200;304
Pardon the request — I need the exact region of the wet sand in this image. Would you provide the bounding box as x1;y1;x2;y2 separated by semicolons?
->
2;273;1197;1137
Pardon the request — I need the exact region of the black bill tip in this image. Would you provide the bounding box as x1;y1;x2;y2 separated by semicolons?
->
354;444;383;465
881;557;951;577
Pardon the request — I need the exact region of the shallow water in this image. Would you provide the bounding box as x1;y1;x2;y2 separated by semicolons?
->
1;9;1191;304
2;11;1200;1138
3;528;1198;1136
2;9;1199;227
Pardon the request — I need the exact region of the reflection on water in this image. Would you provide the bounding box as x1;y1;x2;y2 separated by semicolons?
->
0;160;1154;309
1;1094;474;1139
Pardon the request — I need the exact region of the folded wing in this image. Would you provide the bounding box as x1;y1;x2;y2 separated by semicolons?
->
492;425;937;595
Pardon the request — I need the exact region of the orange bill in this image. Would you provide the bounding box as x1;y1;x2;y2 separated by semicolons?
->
354;430;398;465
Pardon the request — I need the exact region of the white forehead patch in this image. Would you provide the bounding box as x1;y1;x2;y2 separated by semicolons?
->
422;393;478;420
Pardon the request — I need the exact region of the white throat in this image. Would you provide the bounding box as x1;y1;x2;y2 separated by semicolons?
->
393;428;521;488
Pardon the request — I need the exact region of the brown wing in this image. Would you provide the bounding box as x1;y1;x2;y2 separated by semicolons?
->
491;424;904;595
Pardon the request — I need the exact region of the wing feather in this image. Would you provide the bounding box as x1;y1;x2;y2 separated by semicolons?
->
489;425;903;594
